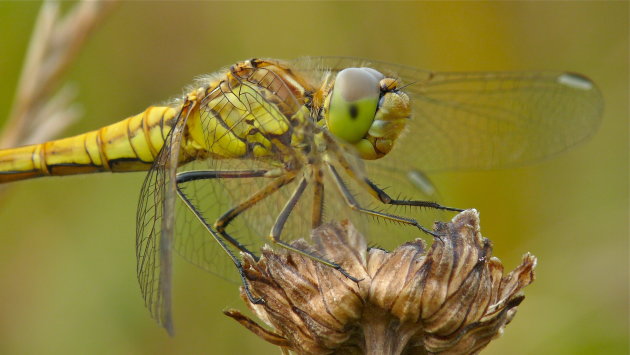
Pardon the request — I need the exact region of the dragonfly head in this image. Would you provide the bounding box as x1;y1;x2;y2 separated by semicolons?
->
325;67;410;160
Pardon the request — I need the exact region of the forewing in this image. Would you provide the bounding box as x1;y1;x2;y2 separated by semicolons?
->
389;70;603;172
295;57;603;172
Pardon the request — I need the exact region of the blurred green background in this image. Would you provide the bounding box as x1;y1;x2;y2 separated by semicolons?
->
0;2;627;354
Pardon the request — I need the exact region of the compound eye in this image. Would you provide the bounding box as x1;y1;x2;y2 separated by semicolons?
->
327;67;383;143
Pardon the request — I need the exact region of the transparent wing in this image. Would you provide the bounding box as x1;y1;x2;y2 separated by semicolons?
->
173;158;297;284
295;56;603;172
389;69;603;172
136;102;191;335
173;155;373;280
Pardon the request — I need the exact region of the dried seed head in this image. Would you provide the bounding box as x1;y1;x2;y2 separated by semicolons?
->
225;210;536;354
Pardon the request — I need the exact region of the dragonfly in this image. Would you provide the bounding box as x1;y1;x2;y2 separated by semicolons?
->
0;57;603;334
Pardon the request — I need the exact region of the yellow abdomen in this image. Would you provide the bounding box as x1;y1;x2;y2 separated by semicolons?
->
0;106;177;183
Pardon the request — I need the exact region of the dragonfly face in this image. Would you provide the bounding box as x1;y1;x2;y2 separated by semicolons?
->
324;67;411;160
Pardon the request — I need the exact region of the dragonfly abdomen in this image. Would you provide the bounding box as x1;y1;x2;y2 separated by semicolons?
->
0;106;176;183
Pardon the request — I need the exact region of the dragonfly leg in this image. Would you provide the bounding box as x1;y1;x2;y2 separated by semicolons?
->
213;172;296;260
323;132;462;212
269;177;309;239
362;178;464;212
311;165;325;229
327;163;442;238
176;187;263;305
268;176;360;283
176;169;269;183
176;169;271;257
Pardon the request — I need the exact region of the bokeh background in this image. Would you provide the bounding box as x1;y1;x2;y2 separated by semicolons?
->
0;1;627;354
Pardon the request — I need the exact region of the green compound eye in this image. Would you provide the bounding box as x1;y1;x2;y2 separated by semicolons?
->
327;68;383;143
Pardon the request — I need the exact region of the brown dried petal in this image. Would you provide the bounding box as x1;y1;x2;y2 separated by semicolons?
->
225;210;536;354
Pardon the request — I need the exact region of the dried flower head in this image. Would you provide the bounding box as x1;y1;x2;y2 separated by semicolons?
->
225;209;536;354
